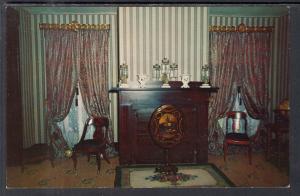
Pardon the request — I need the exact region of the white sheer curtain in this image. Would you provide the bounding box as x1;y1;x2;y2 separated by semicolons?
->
57;86;95;148
218;94;260;137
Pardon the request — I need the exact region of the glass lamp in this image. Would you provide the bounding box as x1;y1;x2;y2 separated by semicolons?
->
119;63;129;88
153;64;161;81
169;63;178;81
161;58;171;88
201;64;211;88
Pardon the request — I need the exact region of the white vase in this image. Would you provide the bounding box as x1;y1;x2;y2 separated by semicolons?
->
180;74;190;88
137;74;148;88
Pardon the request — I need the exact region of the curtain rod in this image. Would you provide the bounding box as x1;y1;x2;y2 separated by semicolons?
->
209;23;273;33
39;21;110;31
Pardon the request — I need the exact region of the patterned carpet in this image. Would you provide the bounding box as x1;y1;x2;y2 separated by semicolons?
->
209;152;289;187
115;164;234;188
6;152;289;188
7;155;118;188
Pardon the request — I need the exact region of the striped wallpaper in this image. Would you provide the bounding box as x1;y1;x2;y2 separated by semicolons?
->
209;14;290;120
18;7;289;147
18;9;119;147
18;9;36;148
272;15;289;111
118;7;208;82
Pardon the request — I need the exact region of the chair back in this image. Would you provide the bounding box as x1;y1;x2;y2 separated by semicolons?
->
274;109;289;124
79;116;109;144
226;111;248;134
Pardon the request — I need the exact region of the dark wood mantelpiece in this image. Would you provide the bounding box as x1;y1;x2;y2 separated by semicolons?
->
109;87;219;92
109;87;218;165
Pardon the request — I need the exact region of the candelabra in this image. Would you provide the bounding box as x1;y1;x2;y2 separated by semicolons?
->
160;58;170;88
152;58;178;88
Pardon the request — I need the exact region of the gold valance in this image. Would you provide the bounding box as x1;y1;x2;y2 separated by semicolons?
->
209;23;273;33
39;21;110;31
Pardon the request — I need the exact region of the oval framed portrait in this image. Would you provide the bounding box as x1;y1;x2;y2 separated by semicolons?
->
149;105;184;149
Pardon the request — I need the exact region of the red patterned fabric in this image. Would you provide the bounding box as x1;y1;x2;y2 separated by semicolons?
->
239;32;271;120
44;29;113;156
208;32;239;153
208;31;272;154
77;29;113;144
44;29;78;156
77;29;110;116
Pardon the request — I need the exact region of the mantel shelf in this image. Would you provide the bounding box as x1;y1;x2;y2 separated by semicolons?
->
109;87;219;93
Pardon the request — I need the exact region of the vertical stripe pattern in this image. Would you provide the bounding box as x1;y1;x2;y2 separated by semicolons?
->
118;7;208;82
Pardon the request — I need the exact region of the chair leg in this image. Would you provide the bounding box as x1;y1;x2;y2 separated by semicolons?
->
49;155;55;168
223;142;227;162
48;145;55;168
248;145;252;165
21;158;25;173
266;128;271;160
277;133;282;167
101;149;110;164
96;154;101;174
72;152;77;171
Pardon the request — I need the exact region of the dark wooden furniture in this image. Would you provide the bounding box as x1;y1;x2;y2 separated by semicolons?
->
6;7;23;167
21;144;55;172
109;87;218;165
266;109;289;167
223;111;252;164
72;116;110;173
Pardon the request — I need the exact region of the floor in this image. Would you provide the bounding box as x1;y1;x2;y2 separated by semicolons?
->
6;152;289;188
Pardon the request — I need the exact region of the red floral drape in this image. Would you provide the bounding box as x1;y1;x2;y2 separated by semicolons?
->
44;28;112;156
44;30;78;156
208;31;272;154
208;32;239;153
78;29;113;144
239;32;271;120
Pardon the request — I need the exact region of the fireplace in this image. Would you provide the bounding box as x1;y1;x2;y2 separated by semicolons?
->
109;87;218;165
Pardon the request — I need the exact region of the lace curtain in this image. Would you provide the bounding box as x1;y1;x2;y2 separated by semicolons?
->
57;88;91;148
218;94;260;137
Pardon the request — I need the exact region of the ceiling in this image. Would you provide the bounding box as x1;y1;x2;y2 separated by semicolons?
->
16;5;289;17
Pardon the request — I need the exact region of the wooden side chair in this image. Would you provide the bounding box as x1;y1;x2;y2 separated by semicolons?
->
223;111;252;164
72;116;110;173
21;128;66;172
266;109;289;167
21;143;55;172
